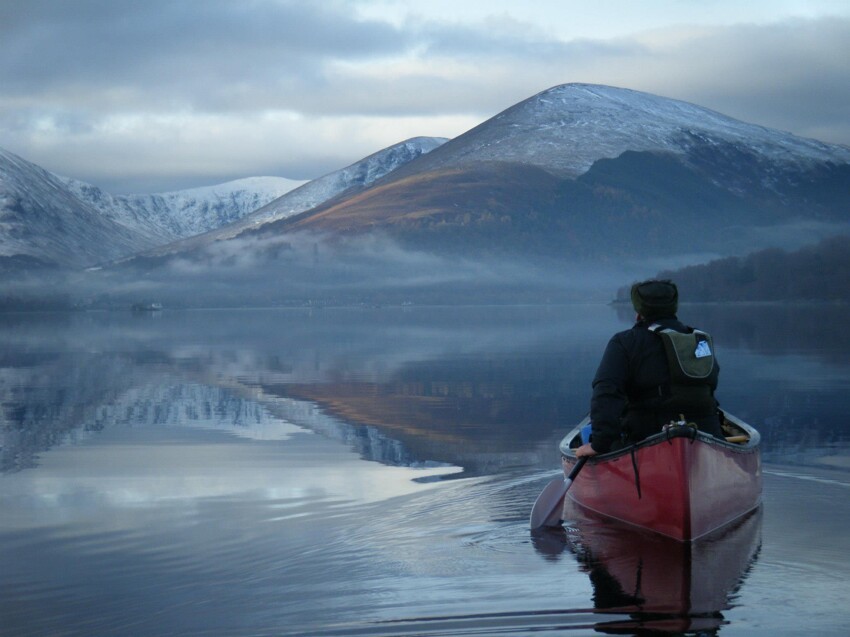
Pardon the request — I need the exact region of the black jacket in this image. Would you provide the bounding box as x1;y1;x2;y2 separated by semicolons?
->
589;316;721;453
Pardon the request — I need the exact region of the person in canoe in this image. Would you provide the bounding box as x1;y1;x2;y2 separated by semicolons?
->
576;279;724;458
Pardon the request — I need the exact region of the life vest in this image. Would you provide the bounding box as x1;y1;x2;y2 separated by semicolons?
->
647;323;717;418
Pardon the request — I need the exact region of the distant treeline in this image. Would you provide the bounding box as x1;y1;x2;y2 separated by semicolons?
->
617;235;850;303
0;294;76;313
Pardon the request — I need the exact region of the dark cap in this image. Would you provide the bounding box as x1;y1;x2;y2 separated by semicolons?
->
630;279;678;319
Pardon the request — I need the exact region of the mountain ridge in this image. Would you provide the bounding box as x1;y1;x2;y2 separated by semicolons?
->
0;136;446;269
384;83;850;183
245;83;850;263
0;147;152;269
134;136;448;258
4;83;850;308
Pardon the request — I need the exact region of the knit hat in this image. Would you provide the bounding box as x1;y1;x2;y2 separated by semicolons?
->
630;279;678;319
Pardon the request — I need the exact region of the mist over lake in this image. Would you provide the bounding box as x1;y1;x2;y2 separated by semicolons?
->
1;304;848;636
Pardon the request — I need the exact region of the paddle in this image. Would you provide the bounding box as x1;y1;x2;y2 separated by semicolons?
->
529;456;588;530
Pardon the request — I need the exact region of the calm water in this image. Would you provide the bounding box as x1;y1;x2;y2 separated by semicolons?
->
1;305;849;636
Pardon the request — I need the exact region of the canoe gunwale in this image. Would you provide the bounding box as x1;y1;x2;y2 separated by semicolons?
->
558;413;761;462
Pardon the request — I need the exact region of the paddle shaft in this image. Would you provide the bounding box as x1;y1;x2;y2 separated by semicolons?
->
566;455;589;483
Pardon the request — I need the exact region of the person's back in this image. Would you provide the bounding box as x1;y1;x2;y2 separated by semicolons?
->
577;280;723;458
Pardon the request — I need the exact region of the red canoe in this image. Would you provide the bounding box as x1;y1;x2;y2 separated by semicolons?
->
557;413;762;541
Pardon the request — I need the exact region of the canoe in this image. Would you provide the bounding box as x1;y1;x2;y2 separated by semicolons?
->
555;412;762;541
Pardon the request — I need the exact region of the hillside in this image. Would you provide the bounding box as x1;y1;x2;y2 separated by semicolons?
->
0;146;303;269
6;83;850;308
387;83;850;181
64;176;305;240
246;83;850;263
0;137;445;270
0;147;154;269
260;150;800;260
627;235;850;302
125;137;448;259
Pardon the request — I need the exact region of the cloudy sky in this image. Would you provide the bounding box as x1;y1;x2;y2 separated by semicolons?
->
2;0;849;194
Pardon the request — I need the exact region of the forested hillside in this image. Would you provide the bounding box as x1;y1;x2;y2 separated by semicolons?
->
617;236;850;302
619;236;850;302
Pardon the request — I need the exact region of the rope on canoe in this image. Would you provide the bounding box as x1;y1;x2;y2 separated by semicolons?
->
630;445;642;499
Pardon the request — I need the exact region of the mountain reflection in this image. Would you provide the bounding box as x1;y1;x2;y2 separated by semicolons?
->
257;353;586;474
2;305;849;476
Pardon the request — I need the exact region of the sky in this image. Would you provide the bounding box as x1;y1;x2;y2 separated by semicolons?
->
1;0;849;194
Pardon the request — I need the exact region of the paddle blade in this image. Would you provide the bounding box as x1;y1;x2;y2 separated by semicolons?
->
529;478;569;530
529;457;588;530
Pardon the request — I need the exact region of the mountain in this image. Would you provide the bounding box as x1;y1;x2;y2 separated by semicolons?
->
7;83;850;307
0;147;153;269
388;83;849;179
250;136;449;224
0;146;303;269
136;136;448;258
63;176;306;241
248;84;850;262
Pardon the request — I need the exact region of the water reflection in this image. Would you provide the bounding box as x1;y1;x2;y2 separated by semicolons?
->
533;506;763;635
0;307;605;477
2;305;850;477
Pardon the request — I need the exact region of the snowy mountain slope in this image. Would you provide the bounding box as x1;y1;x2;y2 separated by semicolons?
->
0;147;155;268
7;82;849;277
255;83;850;260
136;136;448;256
0;145;304;269
63;176;306;240
389;83;850;181
251;137;448;224
1;135;446;269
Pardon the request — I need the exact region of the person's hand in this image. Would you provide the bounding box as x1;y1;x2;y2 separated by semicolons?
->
575;443;598;458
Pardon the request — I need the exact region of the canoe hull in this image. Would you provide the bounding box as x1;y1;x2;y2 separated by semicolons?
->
560;415;761;541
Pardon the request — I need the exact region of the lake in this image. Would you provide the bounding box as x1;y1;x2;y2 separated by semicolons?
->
1;304;849;636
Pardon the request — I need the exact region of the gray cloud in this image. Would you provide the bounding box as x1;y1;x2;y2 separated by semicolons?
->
1;2;848;193
0;1;406;108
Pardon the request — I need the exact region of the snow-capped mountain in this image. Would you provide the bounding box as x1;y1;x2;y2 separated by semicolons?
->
0;146;303;269
141;136;448;256
390;83;850;180
0;136;447;270
261;83;850;260
0;147;153;269
6;82;849;288
255;137;447;222
64;176;307;240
